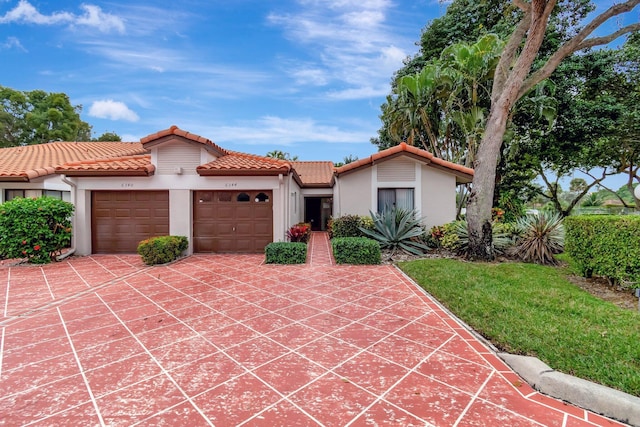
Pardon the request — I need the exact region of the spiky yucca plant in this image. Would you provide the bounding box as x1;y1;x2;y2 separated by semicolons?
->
511;211;564;265
359;208;430;256
452;220;514;255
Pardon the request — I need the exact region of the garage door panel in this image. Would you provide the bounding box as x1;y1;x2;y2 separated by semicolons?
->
193;190;272;253
254;222;271;235
215;206;235;218
92;191;169;254
235;206;253;219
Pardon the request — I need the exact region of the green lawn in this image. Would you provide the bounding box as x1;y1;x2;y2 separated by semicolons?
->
399;258;640;397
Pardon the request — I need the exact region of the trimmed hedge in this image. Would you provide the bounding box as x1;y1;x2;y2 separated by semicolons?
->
564;215;640;287
265;242;307;264
332;237;381;265
329;215;374;238
0;197;73;264
137;236;188;265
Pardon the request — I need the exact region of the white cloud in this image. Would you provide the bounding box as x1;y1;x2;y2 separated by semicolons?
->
1;35;25;51
88;100;139;122
211;116;372;145
0;0;125;33
267;0;412;99
75;4;125;34
291;67;329;86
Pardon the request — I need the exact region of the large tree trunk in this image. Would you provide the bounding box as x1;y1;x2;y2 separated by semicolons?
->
467;0;554;260
466;104;511;260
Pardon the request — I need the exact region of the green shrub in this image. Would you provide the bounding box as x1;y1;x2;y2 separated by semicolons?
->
565;215;640;287
329;215;374;238
0;197;74;264
430;222;460;250
265;242;307;264
137;236;188;265
332;237;381;264
360;208;430;256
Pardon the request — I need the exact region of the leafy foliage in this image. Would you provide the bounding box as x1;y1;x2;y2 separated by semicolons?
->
565;215;640;287
0;197;73;264
137;236;188;266
360;208;430;256
328;215;374;239
265;242;307;264
0;85;92;147
265;150;298;161
510;212;564;265
287;223;311;243
331;237;380;265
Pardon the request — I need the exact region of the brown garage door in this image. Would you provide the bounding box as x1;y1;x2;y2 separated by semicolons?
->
92;191;169;254
193;190;272;253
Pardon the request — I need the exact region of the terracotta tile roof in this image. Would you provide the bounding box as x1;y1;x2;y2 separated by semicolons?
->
141;125;228;156
197;152;291;176
56;155;154;176
0;142;147;182
335;142;474;183
290;161;334;187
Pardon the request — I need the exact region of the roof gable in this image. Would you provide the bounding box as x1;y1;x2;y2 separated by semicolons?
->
141;125;227;157
334;142;474;184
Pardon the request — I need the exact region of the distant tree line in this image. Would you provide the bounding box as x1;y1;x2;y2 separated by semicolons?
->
0;85;121;147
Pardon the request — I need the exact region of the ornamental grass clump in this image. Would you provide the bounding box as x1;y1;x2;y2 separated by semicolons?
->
510;211;564;265
360;208;430;256
0;197;73;264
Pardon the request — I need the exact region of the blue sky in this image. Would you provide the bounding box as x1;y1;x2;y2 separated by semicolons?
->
0;0;443;163
0;0;636;191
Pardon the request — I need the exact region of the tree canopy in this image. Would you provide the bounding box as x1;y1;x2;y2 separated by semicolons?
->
0;86;93;147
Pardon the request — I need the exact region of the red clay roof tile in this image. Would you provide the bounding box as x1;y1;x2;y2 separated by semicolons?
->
56;155;154;176
0;141;147;182
334;142;474;183
197;152;291;176
290;161;334;187
140;125;228;156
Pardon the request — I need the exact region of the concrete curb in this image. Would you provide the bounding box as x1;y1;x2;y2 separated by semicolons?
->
499;353;640;427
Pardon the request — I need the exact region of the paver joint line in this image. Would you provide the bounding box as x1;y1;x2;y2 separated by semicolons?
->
0;243;631;426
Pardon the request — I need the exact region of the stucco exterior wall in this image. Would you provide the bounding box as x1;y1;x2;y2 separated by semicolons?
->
335;167;372;217
336;157;459;229
420;164;457;229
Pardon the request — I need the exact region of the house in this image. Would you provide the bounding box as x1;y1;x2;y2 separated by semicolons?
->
0;126;473;255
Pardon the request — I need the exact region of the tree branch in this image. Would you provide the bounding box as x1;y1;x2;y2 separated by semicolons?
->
518;0;640;98
577;23;640;50
492;9;531;102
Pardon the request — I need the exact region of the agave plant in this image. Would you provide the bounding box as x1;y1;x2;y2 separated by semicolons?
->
359;208;430;256
510;211;564;265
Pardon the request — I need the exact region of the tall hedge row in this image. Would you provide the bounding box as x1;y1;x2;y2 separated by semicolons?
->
564;215;640;287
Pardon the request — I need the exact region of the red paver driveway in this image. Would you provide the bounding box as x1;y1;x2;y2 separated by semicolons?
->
0;233;627;426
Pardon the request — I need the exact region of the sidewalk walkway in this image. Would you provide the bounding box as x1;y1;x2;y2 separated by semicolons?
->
0;242;628;426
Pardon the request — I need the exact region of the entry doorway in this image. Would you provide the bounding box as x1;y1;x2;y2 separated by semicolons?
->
304;197;332;231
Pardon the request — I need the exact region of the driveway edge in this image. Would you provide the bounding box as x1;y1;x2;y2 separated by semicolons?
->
394;266;640;427
498;353;640;427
